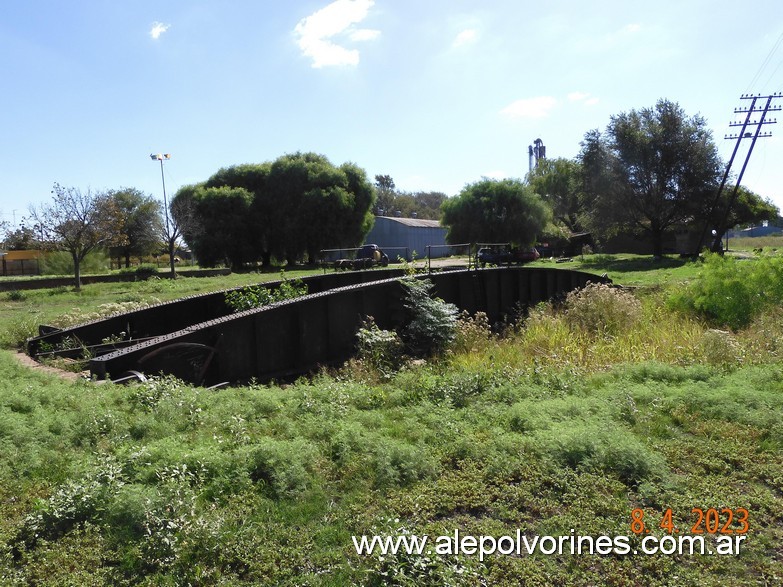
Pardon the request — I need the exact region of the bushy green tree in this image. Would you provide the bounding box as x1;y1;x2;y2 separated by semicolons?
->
527;157;587;233
108;188;163;267
2;225;40;250
714;185;779;233
580;99;722;256
174;152;376;267
441;178;551;245
186;186;255;269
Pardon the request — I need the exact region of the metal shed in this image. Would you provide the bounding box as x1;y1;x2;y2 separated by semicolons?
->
363;216;449;261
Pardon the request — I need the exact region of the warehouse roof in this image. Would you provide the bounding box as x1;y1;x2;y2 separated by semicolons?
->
375;216;442;228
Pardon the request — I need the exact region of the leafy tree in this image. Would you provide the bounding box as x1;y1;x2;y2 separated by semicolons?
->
580;99;722;256
2;225;40;250
388;191;447;220
184;185;255;269
202;163;273;265
182;152;376;267
441;178;551;245
713;185;779;234
527;157;587;233
374;174;396;214
0;217;8;246
265;153;375;263
108;188;163;267
28;183;123;290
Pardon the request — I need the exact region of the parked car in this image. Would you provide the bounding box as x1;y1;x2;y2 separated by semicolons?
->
477;246;539;267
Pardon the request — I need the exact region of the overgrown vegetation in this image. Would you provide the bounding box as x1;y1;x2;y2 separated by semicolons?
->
224;274;308;312
1;258;782;584
668;253;783;329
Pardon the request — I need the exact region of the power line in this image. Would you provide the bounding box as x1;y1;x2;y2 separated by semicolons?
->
747;32;783;92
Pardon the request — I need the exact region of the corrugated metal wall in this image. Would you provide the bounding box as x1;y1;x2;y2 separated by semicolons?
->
364;217;448;260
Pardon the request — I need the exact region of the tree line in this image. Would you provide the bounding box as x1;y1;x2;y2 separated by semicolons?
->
5;98;779;290
442;99;779;254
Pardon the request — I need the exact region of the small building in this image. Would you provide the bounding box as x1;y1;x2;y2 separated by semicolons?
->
363;216;449;261
1;249;42;276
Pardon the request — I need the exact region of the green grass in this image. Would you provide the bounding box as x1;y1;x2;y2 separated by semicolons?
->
0;257;782;585
0;268;323;349
728;234;783;251
530;253;704;287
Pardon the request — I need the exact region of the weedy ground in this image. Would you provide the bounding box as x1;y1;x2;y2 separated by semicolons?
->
0;255;781;585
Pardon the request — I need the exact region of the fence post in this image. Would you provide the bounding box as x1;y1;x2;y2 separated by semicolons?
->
427;246;431;273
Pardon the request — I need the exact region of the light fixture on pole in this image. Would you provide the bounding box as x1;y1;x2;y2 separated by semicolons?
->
150;153;171;235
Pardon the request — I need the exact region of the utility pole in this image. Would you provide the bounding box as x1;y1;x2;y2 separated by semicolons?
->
695;93;781;254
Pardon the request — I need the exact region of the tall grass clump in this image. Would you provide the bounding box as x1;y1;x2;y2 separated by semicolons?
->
481;287;707;373
563;282;642;337
668;253;783;329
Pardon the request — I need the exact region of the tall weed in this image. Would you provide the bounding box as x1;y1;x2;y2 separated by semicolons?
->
563;282;642;337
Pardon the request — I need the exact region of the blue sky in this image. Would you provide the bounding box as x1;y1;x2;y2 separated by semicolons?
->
1;0;782;228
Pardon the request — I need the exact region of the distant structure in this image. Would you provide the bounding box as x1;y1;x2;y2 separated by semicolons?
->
363;216;448;261
528;138;546;172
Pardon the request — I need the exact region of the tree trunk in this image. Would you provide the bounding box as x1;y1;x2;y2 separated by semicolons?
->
73;252;82;291
651;229;664;258
168;239;177;278
125;252;131;268
262;251;272;267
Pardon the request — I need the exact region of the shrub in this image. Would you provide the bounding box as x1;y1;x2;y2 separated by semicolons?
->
370;436;439;488
6;290;27;302
118;264;159;280
39;250;109;275
452;311;493;354
356;317;404;378
50;299;162;329
14;458;125;551
245;438;314;498
537;425;664;486
563;282;642;337
0;314;39;349
698;329;744;369
400;278;458;356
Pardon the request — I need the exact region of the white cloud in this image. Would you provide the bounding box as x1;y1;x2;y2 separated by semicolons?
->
568;91;590;102
294;0;379;68
452;29;477;48
501;96;557;120
350;28;380;42
624;23;641;34
149;22;170;40
568;91;599;106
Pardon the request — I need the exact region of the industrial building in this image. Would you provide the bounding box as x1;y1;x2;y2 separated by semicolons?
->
363;216;450;261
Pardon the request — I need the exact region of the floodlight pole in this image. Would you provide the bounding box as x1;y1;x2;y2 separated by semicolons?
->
150;153;171;236
150;153;174;276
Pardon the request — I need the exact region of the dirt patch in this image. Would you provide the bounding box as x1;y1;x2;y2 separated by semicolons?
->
12;351;84;382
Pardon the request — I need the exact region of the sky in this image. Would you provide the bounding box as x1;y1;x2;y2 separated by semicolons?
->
1;0;783;228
